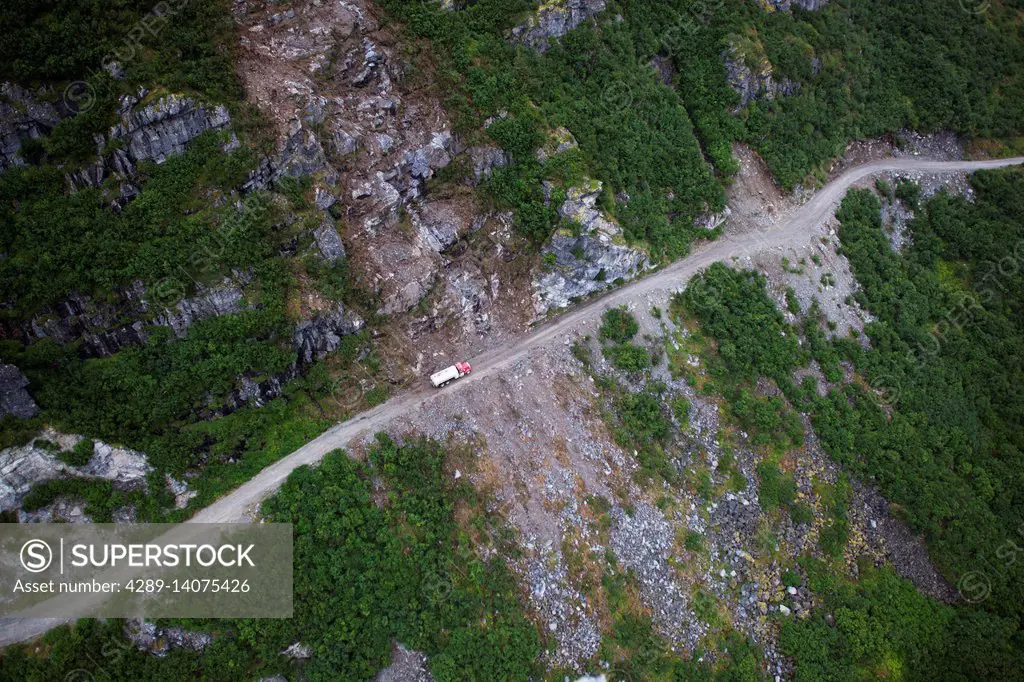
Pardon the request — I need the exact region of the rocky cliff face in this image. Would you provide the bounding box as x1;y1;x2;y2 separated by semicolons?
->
533;180;650;315
0;429;151;514
722;43;800;112
111;93;234;164
760;0;829;10
510;0;608;53
0;83;64;172
293;304;366;366
66;90;236;205
0;364;39;419
233;0;534;348
4;276;251;358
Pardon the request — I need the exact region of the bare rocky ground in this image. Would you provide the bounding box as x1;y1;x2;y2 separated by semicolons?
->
232;0;538;371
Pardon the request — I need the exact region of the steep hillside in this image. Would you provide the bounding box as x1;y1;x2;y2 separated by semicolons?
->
1;0;1023;680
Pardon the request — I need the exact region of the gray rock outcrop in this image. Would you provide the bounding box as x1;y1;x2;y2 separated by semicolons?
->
293;304;366;366
762;0;829;10
722;44;800;112
465;145;509;184
109;93;232;164
510;0;608;53
693;206;732;231
0;364;39;419
154;281;249;338
0;430;151;512
533;180;650;315
66;91;235;200
125;619;213;656
8;277;251;358
413;200;482;253
0;83;62;172
535;127;579;164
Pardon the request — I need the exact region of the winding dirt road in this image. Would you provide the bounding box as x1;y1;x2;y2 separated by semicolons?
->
2;156;1022;647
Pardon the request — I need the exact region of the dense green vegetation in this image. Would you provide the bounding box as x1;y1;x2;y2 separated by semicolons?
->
0;436;542;681
0;0;380;522
0;0;244;164
819;171;1024;618
377;0;1023;255
782;562;1023;682
679;167;1024;678
0;132;262;317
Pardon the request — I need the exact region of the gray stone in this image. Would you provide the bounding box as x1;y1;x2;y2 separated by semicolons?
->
0;83;62;172
154;282;248;338
535;127;578;164
510;0;608;53
0;430;151;512
693;206;732;231
292;304;366;366
330;126;359;158
19;497;91;524
282;642;313;659
0;364;39;419
314;218;347;264
533;179;650;315
762;0;828;10
109;94;232;164
125;619;213;657
722;45;800;112
79;441;152;489
165;474;197;510
404;131;454;180
465;145;509;184
414;201;476;253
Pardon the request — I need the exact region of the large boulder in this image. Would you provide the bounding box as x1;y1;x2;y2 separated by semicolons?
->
0;364;39;419
313;218;347;264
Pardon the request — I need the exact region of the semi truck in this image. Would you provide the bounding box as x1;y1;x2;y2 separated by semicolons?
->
430;362;472;388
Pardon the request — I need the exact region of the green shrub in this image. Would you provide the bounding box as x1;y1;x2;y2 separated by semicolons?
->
600;307;640;344
605;343;651;373
57;438;94;467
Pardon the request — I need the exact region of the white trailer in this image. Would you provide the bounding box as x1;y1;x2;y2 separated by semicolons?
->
430;361;472;388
